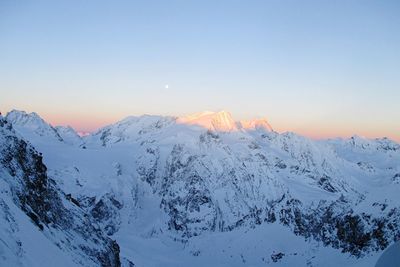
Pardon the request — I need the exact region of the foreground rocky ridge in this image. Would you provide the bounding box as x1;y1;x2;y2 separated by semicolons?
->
0;116;121;266
2;109;400;266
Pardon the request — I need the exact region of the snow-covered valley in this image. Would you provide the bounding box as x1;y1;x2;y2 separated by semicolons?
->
1;109;399;266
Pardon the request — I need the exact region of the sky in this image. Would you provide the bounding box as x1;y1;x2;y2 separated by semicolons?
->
0;0;399;141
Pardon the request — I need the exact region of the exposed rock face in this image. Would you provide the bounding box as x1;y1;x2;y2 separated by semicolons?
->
0;116;121;267
132;126;399;257
89;193;123;236
264;195;400;257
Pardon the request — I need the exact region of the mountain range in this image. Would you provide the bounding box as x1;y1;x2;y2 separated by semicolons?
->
1;109;399;267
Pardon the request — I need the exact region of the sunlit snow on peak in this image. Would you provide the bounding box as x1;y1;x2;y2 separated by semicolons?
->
240;118;273;132
177;110;274;133
177;110;238;132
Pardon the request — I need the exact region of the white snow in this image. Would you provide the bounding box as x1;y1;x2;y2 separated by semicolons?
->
375;241;400;267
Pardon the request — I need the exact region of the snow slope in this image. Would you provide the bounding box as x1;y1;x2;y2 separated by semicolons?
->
375;241;400;267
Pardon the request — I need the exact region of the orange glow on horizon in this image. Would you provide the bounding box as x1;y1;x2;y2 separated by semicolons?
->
6;108;399;143
272;125;400;143
36;111;122;134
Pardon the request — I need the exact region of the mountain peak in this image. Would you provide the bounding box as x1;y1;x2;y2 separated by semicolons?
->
6;109;64;142
177;110;238;132
240;118;273;132
6;109;48;128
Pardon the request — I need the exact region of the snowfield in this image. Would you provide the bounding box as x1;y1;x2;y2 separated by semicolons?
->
1;109;399;267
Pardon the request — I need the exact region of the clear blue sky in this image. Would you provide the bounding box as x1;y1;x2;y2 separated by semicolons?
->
0;0;399;140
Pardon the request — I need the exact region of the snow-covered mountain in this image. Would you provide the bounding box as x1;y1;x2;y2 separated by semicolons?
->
6;110;83;146
54;125;83;146
6;110;64;142
1;109;399;267
176;110;238;132
0;114;121;267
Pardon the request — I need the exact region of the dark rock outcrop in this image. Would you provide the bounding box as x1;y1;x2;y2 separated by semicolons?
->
0;116;121;266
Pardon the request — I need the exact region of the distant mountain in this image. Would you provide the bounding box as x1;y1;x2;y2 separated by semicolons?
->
6;110;64;142
54;125;83;145
5;110;85;146
1;109;399;267
239;118;273;132
177;110;238;132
